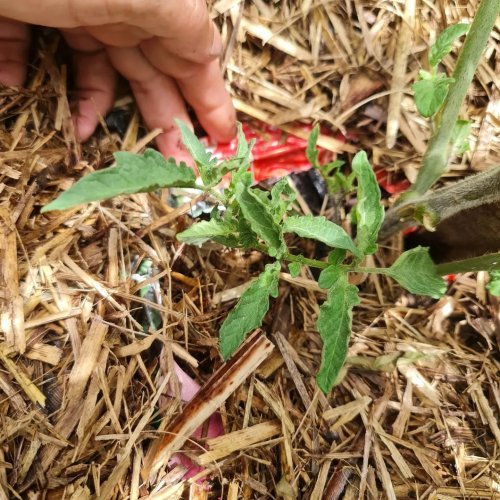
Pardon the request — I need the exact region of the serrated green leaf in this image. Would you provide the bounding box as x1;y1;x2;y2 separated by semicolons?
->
176;119;215;167
270;178;296;222
412;74;454;117
352;151;383;255
328;249;347;266
288;262;301;278
42;149;196;212
451;119;471;155
219;262;280;359
487;271;500;297
235;122;251;161
176;119;217;185
306;124;320;168
282;215;360;256
176;218;238;247
385;247;446;298
318;265;339;289
316;270;360;393
429;23;469;68
236;184;285;257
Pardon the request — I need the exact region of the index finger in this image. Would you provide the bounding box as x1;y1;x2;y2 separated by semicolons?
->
134;1;222;63
140;40;236;143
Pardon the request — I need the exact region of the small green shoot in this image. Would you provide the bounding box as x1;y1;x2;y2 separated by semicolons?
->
306;124;355;195
487;271;500;297
44;122;447;393
413;73;454;118
450;120;472;155
412;23;469;119
428;23;470;68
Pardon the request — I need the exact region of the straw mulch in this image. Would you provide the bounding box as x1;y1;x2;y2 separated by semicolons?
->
1;1;499;499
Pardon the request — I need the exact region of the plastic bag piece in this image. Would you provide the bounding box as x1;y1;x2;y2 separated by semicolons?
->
201;121;340;182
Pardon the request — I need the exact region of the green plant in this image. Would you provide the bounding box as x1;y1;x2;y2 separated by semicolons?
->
306;125;355;195
412;23;469;118
487;271;500;297
42;2;500;393
409;0;499;197
43;122;446;393
381;0;500;241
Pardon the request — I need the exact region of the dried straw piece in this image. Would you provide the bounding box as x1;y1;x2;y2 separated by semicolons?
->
41;318;108;470
0;349;45;406
469;382;500;448
0;207;25;353
143;330;274;479
386;0;415;148
197;420;281;465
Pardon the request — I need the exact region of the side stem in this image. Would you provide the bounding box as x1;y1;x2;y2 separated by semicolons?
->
405;0;499;197
435;252;500;275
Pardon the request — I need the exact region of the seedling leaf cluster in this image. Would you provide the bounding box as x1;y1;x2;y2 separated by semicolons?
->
44;122;446;393
413;23;469;118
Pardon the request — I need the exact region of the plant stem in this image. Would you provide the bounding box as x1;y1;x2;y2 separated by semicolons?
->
254;242;332;270
435;252;500;275
283;252;330;270
407;0;499;197
352;266;387;275
379;166;500;240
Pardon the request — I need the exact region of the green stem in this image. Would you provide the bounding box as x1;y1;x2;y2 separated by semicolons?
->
408;0;499;197
435;252;500;275
283;252;330;270
352;266;388;275
254;242;333;270
380;166;500;240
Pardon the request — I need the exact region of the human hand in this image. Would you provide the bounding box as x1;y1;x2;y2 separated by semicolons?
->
0;0;236;161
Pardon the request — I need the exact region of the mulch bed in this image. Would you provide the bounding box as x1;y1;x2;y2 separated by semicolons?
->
0;1;499;498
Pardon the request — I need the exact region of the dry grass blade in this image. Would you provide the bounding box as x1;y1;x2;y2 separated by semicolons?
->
197;420;281;465
0;207;25;353
386;0;415;148
143;330;274;479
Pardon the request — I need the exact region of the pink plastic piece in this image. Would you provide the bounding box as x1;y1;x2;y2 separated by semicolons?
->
167;362;223;482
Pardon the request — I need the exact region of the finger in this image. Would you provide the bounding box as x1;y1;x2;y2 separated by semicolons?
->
0;18;30;86
0;0;221;63
107;45;193;162
134;4;222;63
140;40;236;142
62;30;117;141
85;23;152;48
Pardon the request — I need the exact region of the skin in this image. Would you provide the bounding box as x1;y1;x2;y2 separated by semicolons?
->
0;0;236;161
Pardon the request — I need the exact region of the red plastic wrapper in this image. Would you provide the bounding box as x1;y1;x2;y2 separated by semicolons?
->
374;167;411;195
201;121;337;183
202;120;412;196
201;119;418;235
